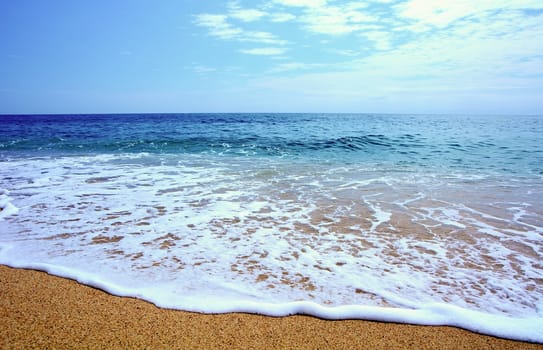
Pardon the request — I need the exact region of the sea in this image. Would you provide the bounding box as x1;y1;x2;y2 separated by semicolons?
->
0;113;542;342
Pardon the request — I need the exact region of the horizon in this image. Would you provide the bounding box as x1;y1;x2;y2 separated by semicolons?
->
1;1;542;115
1;111;543;117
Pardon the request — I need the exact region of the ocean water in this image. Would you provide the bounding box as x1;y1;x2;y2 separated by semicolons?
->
0;113;542;341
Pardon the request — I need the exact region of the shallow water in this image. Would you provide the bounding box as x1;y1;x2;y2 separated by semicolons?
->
0;114;542;341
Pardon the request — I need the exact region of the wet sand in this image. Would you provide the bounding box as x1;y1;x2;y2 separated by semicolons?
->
1;265;541;349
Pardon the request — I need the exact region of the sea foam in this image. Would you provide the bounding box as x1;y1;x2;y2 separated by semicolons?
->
0;189;19;220
0;153;542;342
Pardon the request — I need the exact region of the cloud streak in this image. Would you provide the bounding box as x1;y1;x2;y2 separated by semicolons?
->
239;47;287;56
193;13;287;45
229;9;266;22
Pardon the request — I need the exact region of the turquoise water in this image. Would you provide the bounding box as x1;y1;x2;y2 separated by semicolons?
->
0;114;542;342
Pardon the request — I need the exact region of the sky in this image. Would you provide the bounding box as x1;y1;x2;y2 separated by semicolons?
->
1;0;542;114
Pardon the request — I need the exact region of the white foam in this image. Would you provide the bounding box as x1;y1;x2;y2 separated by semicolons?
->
0;189;19;220
0;154;542;343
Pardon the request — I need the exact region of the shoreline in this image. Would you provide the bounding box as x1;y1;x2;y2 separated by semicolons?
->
1;265;541;349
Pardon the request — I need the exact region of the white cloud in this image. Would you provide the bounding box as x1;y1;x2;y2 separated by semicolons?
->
301;8;358;34
343;9;543;85
194;1;543;114
397;1;473;28
243;31;288;45
239;47;288;55
193;14;242;40
236;1;543;113
344;2;369;11
275;0;327;8
270;12;296;22
396;0;543;29
229;8;266;22
285;2;377;35
302;16;360;34
194;13;287;45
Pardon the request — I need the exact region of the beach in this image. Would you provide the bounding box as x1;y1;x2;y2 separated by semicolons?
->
3;0;543;343
1;265;541;349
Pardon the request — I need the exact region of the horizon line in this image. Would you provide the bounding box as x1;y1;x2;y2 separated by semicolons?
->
1;112;542;117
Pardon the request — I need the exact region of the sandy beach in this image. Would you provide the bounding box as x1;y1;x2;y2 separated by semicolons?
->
1;265;541;349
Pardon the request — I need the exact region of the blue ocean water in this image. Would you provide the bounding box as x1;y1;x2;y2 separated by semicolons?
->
1;113;542;174
0;114;542;342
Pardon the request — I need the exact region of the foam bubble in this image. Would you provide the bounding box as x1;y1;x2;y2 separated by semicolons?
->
0;189;19;220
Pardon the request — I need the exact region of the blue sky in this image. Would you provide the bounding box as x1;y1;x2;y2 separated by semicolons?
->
1;0;542;114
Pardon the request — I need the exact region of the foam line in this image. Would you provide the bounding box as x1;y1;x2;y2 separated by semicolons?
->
0;256;541;343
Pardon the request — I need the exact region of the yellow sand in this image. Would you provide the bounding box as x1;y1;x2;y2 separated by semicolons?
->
1;265;541;349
